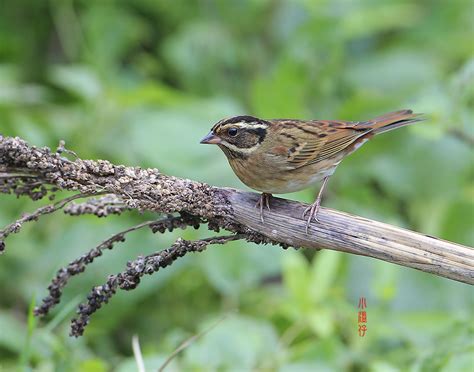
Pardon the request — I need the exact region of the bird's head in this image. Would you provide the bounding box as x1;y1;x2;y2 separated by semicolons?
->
200;115;269;158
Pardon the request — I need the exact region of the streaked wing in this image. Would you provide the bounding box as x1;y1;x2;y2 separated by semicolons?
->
274;120;369;169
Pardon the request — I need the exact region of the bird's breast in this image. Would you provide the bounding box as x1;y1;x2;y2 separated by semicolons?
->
227;155;338;194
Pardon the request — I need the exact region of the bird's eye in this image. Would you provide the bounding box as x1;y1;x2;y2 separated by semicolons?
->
227;128;238;137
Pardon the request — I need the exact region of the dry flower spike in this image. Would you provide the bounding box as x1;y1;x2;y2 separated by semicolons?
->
0;135;472;336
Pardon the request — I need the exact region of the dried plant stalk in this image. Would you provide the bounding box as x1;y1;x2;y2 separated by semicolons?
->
0;135;472;337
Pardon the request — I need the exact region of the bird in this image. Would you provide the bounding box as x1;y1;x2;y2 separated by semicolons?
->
200;109;422;233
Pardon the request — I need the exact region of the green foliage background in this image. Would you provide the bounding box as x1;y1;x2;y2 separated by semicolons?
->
0;0;473;370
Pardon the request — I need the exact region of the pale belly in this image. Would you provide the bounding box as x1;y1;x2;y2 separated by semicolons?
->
255;166;336;194
230;156;340;194
266;170;331;193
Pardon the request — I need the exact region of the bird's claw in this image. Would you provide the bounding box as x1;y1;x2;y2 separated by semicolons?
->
303;201;321;234
255;193;272;223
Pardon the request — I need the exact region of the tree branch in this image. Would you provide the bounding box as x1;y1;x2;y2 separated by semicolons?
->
0;134;472;334
227;191;474;284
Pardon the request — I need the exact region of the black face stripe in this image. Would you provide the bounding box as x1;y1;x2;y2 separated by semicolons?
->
218;127;267;150
251;127;267;144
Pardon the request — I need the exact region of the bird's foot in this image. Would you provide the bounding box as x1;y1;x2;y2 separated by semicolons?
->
302;199;322;234
255;193;272;223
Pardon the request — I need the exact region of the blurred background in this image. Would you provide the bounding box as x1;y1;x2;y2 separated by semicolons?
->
0;0;473;370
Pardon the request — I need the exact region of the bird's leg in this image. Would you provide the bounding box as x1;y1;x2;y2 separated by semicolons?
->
255;192;272;223
303;176;330;233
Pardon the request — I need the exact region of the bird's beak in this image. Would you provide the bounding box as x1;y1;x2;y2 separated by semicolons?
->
200;132;222;145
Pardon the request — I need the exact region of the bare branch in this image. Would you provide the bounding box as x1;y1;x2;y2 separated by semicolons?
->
227;191;474;285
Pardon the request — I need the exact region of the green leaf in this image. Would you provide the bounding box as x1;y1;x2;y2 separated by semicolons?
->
251;58;309;118
78;359;108;372
199;241;282;295
373;262;398;302
309;250;341;303
49;65;102;101
282;251;311;311
307;308;334;338
183;315;281;370
0;311;26;353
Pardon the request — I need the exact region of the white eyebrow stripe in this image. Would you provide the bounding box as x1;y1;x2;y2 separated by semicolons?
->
229;122;269;130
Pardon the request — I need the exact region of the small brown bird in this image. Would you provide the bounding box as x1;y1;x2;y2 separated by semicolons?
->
200;110;422;232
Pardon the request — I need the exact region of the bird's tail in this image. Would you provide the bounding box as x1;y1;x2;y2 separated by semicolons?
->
358;109;424;135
